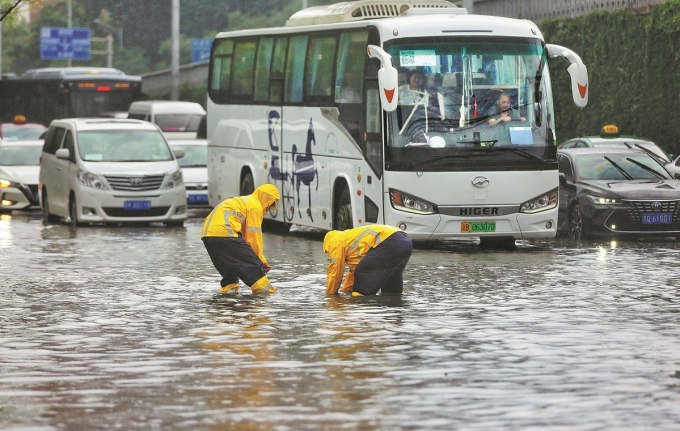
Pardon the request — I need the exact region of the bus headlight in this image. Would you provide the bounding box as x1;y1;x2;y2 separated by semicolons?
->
520;189;557;214
164;170;184;189
79;170;108;190
389;189;438;215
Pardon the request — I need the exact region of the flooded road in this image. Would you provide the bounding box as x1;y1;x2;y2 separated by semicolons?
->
1;211;679;430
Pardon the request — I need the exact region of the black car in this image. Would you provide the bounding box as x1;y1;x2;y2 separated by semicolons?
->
557;148;680;239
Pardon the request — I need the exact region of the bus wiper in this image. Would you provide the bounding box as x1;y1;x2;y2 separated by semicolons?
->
625;157;666;179
603;156;634;180
489;146;547;165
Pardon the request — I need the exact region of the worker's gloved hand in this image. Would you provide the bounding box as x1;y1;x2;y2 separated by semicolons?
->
263;262;271;273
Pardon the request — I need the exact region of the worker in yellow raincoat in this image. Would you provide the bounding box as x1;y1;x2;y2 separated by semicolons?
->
201;184;280;294
323;225;413;296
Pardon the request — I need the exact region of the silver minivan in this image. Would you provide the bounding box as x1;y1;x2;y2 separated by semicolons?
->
39;119;188;227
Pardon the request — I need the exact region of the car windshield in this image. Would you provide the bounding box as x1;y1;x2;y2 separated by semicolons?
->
576;154;671;180
0;145;42;166
77;130;173;162
154;114;203;133
1;125;46;140
173;145;207;168
590;140;670;163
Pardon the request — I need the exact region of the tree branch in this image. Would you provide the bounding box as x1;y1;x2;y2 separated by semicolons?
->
0;0;26;22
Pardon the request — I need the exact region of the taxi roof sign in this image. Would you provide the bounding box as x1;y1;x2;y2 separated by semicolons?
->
600;124;619;137
13;115;27;124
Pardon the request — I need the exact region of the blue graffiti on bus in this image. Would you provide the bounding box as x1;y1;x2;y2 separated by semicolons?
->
292;118;319;221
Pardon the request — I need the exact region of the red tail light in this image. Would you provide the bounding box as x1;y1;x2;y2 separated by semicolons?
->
96;86;111;92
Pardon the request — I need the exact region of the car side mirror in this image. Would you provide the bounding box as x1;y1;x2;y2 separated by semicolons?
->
55;148;70;160
172;148;185;159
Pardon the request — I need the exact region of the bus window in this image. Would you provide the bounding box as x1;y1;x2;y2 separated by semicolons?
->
232;40;257;97
254;38;274;102
335;31;368;104
210;40;234;101
269;37;288;105
284;35;308;103
305;36;336;99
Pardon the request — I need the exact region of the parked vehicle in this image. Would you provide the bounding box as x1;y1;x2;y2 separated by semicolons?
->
127;101;205;140
558;125;672;164
169;139;209;207
0;115;47;141
0;139;43;211
557;148;680;240
39;118;188;227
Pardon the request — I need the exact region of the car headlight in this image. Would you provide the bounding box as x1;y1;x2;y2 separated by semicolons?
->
79;171;109;190
520;189;557;214
389;189;438;215
163;170;184;189
586;195;618;205
0;178;17;188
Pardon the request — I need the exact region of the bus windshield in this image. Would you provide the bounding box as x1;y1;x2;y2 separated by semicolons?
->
385;37;556;171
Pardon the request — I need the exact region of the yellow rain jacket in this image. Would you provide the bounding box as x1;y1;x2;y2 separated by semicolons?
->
201;184;280;265
323;224;402;295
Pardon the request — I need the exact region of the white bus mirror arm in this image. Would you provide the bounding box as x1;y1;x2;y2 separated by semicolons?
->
367;45;399;112
546;44;589;108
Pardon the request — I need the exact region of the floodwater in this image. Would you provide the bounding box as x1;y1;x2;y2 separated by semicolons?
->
1;210;679;430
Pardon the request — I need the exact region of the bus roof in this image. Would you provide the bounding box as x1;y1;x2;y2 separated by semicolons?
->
215;1;543;41
285;0;461;26
18;67;141;82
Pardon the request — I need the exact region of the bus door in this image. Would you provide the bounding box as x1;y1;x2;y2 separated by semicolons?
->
361;80;384;225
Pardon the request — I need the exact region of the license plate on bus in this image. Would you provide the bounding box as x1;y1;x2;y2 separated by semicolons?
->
188;194;208;203
642;213;672;224
124;200;152;210
461;221;496;233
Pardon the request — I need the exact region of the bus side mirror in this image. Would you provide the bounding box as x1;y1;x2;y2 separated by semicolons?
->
546;44;588;108
367;45;398;112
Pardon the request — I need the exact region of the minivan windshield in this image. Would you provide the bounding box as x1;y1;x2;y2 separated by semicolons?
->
77;130;173;162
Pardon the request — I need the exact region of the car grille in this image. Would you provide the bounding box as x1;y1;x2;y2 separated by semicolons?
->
102;207;170;217
607;200;680;232
104;174;165;191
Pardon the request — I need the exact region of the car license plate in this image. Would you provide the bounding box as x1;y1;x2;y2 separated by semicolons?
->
188;194;208;203
124;200;152;210
461;221;496;233
642;213;672;224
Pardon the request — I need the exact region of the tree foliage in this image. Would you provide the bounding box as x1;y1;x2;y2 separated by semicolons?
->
540;0;680;155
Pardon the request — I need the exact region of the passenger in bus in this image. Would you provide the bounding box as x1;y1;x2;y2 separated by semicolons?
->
201;184;281;295
323;225;413;296
398;70;427;104
488;93;526;125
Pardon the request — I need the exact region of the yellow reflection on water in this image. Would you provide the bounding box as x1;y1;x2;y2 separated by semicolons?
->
0;214;13;250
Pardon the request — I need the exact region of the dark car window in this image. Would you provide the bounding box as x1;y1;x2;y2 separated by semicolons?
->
63;131;76;162
576;140;589;148
560;141;575;149
43;127;66;155
557;154;573;181
576;154;671;180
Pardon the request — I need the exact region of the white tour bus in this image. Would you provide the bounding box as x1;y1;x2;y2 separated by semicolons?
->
207;0;588;245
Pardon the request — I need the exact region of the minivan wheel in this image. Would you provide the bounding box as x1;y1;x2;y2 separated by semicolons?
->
42;190;59;224
69;195;80;229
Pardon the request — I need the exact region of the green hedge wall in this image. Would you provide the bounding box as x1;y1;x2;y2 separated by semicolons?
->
540;0;680;156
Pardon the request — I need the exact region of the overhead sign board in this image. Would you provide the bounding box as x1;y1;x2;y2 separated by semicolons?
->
41;27;91;61
192;38;213;63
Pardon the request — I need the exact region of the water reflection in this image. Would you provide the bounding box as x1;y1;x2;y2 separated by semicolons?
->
1;214;679;429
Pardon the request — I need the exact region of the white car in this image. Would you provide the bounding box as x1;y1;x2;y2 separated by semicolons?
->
127;101;206;140
0;139;43;211
39;118;188;227
169;139;209;207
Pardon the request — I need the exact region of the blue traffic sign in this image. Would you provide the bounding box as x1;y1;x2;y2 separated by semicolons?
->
192;38;213;63
41;27;91;61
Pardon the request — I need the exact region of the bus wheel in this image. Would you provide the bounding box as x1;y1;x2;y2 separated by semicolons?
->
240;172;254;196
42;190;59;225
336;188;353;231
479;236;516;249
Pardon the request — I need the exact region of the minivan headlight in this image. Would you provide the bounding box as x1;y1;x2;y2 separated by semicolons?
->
79;170;108;190
164;170;183;189
389;189;438;215
520;189;557;213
